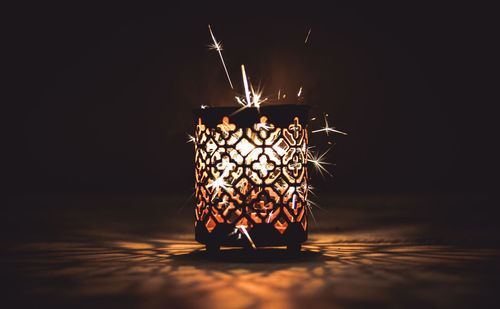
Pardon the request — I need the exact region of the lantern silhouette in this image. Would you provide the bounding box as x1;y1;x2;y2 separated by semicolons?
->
193;105;309;253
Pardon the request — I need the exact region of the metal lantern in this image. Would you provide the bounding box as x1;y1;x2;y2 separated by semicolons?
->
193;104;309;253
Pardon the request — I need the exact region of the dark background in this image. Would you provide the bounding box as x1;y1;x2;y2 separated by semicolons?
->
4;1;498;197
3;3;500;307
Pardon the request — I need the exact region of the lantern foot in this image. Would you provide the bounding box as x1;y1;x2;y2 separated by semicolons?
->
206;242;220;255
286;241;302;255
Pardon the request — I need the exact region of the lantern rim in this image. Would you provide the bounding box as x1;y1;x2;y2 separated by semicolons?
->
193;104;310;128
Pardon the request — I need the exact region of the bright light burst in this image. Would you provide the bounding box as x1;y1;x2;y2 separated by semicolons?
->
236;225;257;250
255;122;272;131
208;24;234;89
307;147;334;178
312;114;347;136
207;168;232;193
207;41;223;51
186;134;196;144
250;83;267;109
235;96;246;107
232;65;268;111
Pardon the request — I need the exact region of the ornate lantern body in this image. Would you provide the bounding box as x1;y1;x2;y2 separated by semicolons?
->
193;105;309;252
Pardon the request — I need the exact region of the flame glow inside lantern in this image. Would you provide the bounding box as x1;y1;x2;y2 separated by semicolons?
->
193;105;310;252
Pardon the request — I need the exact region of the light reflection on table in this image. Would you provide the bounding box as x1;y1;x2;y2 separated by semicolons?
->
7;231;500;309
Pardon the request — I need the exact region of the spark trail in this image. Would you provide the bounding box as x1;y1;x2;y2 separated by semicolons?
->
208;24;234;89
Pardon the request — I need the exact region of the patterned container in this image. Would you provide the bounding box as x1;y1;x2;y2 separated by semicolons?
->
193;105;309;253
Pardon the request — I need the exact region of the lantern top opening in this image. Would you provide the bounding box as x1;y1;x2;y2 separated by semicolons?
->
193;104;310;128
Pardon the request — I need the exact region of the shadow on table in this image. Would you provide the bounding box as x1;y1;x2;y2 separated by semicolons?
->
178;247;325;263
5;229;500;308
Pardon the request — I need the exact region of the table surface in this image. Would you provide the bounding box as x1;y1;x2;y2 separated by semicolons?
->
3;195;500;308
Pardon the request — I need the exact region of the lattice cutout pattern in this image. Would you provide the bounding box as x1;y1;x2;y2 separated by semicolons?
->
194;115;308;235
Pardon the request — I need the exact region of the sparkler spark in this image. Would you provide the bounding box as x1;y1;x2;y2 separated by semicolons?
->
307;147;333;178
236;225;257;250
307;184;318;198
304;28;312;44
306;201;317;224
177;191;195;214
229;105;248;117
250;83;262;108
307;199;325;211
207;41;223;51
233;83;267;110
186;134;196;144
267;210;274;223
312;114;347;136
228;228;238;236
208;24;234;89
251;86;268;111
235;96;246;107
241;64;251;106
207;168;232;197
255;120;272;131
297;86;303;97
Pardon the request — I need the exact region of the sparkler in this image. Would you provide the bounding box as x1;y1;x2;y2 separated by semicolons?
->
208;24;234;89
312;114;347;136
241;64;251;106
304;28;312;44
297;86;303;97
236;225;257;250
234;65;268;110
